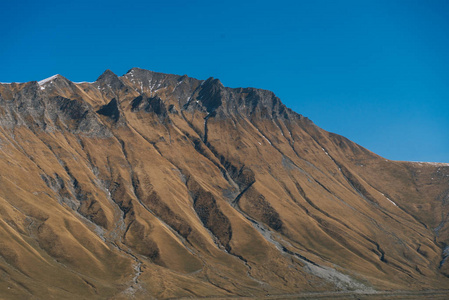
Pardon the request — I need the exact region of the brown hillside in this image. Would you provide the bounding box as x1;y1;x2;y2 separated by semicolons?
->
0;68;448;299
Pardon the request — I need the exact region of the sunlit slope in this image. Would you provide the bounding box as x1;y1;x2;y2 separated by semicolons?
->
0;68;448;299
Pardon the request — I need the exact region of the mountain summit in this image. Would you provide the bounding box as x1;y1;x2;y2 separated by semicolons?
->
0;69;448;299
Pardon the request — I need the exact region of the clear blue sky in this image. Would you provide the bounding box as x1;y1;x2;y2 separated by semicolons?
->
1;0;448;162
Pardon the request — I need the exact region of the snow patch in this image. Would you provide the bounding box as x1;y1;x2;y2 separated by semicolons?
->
381;193;397;206
254;127;272;145
172;80;183;92
38;74;59;86
387;198;397;206
261;135;271;145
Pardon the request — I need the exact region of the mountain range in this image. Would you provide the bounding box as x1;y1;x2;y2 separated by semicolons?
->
0;68;448;299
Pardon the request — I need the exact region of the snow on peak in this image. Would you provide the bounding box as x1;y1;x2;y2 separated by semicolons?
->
38;74;60;86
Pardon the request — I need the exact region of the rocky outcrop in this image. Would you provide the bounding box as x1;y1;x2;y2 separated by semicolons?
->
97;98;120;122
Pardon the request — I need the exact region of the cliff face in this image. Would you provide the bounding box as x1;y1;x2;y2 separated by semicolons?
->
0;68;448;299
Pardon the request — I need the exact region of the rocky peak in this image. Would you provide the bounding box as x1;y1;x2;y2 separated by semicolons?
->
189;76;300;120
122;67;184;94
91;68;297;121
94;69;127;100
1;68;300;132
197;77;224;113
36;74;76;96
38;74;62;86
96;69;124;88
96;69;118;82
124;67;181;82
233;87;297;120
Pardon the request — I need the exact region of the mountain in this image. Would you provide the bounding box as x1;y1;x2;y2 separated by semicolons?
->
0;68;448;299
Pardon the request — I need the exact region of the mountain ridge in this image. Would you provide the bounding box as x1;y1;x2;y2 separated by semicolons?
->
0;68;448;299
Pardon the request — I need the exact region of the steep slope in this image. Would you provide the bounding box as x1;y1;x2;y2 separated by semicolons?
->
0;68;448;299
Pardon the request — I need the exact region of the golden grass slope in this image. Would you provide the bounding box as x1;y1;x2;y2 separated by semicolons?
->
0;68;448;299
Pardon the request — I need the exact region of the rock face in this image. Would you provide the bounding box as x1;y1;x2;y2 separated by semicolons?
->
0;68;449;299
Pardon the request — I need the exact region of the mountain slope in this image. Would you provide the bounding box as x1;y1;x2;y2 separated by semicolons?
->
0;68;448;299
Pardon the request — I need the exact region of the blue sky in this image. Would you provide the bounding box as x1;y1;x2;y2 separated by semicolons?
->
1;0;448;162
